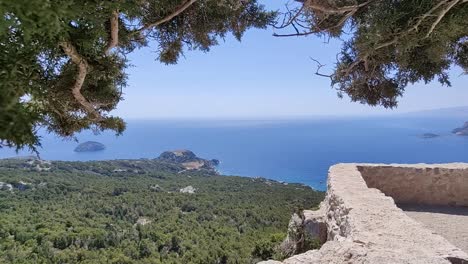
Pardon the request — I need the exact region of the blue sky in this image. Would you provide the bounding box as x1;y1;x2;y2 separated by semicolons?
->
113;1;467;119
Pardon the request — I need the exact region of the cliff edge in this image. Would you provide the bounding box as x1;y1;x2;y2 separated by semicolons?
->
260;163;468;264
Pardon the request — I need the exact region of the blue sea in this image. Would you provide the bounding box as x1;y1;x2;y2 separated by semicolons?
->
1;116;467;190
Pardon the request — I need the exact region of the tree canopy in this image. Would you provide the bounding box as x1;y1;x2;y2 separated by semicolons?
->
1;0;467;149
276;0;467;107
0;0;274;150
0;158;324;263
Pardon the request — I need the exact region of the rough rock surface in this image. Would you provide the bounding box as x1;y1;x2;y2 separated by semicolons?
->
260;163;468;264
0;182;13;191
401;204;468;254
359;165;468;206
302;209;327;245
279;208;327;257
453;121;468;135
135;217;152;226
180;186;196;194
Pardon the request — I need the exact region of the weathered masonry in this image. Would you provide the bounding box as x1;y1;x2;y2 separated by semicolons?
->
261;163;468;264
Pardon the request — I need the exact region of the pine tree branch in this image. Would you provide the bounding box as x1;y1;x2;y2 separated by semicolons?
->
372;1;453;51
409;0;448;32
60;0;199;122
425;0;462;38
273;4;305;30
273;1;362;37
133;0;197;36
340;0;466;76
105;10;119;55
59;41;102;120
304;0;373;14
273;8;355;37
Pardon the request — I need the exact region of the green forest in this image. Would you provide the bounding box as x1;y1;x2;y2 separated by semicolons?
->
0;158;324;263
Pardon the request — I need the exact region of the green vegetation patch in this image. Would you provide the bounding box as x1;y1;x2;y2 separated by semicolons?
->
0;158;324;263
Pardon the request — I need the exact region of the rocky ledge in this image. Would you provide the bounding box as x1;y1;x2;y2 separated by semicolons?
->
157;150;219;173
260;163;468;264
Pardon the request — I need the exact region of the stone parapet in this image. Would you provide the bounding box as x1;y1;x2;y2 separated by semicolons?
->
260;163;468;264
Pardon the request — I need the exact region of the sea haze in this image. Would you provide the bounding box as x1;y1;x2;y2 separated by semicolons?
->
1;114;467;190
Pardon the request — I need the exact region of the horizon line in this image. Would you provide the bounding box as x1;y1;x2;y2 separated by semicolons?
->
117;105;468;121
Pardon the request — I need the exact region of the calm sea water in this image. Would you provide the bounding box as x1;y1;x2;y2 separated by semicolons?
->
1;116;467;190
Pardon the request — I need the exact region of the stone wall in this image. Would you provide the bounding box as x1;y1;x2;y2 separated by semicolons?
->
358;164;468;206
259;163;468;264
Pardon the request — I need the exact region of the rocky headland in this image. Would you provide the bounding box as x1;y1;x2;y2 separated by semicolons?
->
157;149;219;173
453;121;468;136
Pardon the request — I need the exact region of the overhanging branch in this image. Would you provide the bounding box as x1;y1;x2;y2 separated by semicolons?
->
273;1;366;38
132;0;197;36
425;0;462;38
59;41;103;120
303;0;373;14
105;10;119;55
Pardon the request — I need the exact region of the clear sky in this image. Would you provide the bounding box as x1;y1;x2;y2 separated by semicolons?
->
113;1;467;119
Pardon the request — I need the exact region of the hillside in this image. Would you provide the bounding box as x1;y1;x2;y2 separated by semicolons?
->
0;157;323;263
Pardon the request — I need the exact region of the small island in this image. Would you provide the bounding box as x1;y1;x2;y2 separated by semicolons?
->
453;121;468;136
74;141;106;152
419;133;440;139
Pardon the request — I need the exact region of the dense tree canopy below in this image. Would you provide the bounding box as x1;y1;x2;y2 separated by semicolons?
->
0;0;274;150
1;0;468;150
276;0;467;107
0;158;324;263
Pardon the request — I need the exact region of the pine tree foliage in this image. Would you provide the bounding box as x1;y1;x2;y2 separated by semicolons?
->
2;0;467;150
0;158;324;263
275;0;468;108
0;0;275;149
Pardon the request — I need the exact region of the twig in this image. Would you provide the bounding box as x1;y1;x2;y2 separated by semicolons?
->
310;57;333;80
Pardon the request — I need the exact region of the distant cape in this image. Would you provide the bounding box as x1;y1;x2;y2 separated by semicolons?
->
453;122;468;136
400;106;468;118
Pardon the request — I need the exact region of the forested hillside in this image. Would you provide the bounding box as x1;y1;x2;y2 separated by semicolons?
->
0;158;323;263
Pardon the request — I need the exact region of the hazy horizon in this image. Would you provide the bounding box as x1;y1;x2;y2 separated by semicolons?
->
115;105;468;121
